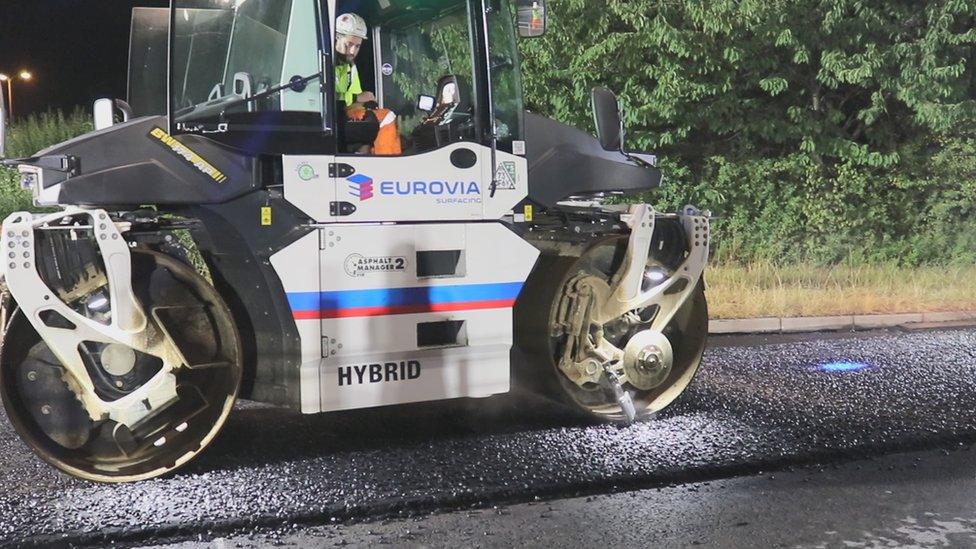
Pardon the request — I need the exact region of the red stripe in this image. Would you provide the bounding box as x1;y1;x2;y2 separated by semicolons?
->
292;299;515;320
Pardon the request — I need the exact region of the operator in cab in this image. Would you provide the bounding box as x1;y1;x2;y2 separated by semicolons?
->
335;13;402;155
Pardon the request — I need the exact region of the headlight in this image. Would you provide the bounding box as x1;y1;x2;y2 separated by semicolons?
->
18;166;41;191
19;171;39;191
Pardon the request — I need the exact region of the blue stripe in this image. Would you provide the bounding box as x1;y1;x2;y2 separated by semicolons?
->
287;282;525;313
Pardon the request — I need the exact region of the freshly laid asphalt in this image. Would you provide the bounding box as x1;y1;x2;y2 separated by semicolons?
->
158;446;976;548
2;327;976;546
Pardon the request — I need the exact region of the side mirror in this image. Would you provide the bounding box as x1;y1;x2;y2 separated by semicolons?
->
517;0;547;38
418;95;435;112
591;86;623;152
93;98;134;131
93;99;115;131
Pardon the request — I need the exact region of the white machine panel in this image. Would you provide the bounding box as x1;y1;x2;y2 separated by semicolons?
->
282;155;335;223
269;231;323;413
281;222;539;413
319;345;512;411
282;146;528;223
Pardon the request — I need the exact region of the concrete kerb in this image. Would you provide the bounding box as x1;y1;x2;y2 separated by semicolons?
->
709;311;976;335
709;317;780;334
781;315;854;333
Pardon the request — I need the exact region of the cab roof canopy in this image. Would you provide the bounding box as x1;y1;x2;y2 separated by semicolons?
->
343;0;467;29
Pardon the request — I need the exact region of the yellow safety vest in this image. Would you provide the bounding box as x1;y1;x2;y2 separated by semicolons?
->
335;62;363;107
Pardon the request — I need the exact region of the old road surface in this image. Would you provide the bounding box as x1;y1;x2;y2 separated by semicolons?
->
2;327;976;547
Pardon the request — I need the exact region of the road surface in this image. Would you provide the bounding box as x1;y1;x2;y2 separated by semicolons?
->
0;327;975;546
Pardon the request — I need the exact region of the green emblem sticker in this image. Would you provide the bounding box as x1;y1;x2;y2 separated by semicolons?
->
297;163;318;181
494;161;517;190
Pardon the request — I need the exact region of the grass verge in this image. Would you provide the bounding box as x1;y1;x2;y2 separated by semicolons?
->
0;109;93;220
707;263;976;319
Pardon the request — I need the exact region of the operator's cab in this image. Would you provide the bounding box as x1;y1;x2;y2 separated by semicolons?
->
136;0;528;224
151;0;524;161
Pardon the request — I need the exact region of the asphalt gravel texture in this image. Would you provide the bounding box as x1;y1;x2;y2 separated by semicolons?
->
1;327;976;546
159;446;976;548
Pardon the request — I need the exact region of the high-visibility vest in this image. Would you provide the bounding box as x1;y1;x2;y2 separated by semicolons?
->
335;63;363;107
347;105;402;156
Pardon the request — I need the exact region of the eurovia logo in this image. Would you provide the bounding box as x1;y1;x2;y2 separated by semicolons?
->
347;174;374;201
345;173;482;204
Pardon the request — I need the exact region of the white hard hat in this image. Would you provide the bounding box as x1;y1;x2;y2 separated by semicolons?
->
336;13;368;40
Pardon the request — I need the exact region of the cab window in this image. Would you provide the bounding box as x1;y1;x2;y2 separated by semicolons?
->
381;10;475;146
487;0;525;152
375;3;478;154
170;0;323;136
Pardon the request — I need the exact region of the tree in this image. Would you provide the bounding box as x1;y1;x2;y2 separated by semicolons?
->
520;0;976;167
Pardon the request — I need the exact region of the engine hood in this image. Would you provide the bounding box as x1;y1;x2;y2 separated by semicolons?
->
20;116;258;208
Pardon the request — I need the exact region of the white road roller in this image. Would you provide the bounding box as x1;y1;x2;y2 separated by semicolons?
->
0;0;709;482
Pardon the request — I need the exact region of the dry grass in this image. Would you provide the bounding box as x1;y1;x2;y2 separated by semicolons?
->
707;263;976;319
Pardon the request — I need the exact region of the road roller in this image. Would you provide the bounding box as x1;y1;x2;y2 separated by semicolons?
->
0;0;709;481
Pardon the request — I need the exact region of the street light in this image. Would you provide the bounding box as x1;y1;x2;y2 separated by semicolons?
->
0;70;33;120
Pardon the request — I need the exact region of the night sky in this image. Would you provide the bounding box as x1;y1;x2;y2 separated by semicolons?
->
0;0;169;118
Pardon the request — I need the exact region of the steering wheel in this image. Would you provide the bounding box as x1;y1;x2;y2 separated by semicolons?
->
439;107;472;125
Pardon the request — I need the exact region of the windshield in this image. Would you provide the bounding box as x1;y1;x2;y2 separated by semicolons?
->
129;8;170;116
171;0;322;127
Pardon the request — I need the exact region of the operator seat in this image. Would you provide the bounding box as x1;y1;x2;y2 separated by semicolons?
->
411;75;475;153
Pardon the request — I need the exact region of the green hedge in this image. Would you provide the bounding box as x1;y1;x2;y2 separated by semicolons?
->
520;0;976;265
0;109;91;219
652;142;976;266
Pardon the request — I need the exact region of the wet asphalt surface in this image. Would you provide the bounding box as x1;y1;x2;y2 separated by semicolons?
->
2;327;976;546
159;446;976;548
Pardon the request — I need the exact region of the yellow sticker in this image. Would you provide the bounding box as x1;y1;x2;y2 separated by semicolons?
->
148;127;228;184
261;207;272;226
523;204;534;222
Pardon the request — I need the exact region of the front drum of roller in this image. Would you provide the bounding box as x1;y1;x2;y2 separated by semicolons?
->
0;250;242;483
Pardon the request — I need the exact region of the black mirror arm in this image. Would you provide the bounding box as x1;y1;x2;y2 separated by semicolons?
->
623;151;657;169
1;155;81;176
618;124;657;169
218;71;323;118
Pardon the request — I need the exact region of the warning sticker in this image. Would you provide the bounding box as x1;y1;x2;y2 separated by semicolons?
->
494;161;517;190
